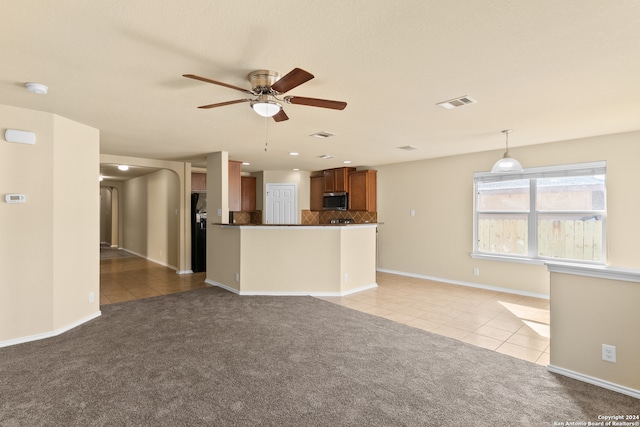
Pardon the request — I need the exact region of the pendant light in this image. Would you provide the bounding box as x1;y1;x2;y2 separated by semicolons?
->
491;129;523;173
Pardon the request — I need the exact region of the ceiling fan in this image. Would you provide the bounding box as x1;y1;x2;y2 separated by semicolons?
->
183;68;347;122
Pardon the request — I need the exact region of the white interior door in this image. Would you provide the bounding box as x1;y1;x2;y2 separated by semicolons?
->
265;183;297;224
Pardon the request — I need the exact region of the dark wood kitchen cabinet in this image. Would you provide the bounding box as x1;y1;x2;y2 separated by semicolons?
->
241;176;256;212
228;160;242;212
348;170;377;212
323;167;355;193
191;173;206;193
310;176;324;211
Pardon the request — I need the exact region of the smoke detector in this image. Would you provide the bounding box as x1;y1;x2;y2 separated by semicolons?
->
25;82;48;95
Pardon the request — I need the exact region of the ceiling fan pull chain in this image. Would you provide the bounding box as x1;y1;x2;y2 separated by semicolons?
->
264;116;268;152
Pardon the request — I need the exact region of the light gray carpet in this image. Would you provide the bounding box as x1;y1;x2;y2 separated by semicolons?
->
0;287;637;426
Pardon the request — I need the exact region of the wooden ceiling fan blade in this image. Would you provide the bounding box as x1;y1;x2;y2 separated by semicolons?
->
183;74;255;95
197;99;251;109
285;96;347;110
271;68;314;93
272;109;289;122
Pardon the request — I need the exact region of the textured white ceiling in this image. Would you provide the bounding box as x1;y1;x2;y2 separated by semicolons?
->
2;1;640;173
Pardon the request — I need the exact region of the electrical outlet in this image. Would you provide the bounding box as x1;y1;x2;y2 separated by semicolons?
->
235;272;239;282
410;209;416;217
602;344;616;363
473;268;480;276
344;273;348;282
88;292;95;303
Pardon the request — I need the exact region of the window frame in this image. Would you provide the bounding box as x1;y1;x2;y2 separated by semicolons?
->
473;161;607;265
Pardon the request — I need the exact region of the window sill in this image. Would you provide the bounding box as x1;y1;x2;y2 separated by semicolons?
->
470;253;546;265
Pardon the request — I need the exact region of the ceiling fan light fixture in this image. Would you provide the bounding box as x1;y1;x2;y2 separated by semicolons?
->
491;129;524;173
250;100;282;117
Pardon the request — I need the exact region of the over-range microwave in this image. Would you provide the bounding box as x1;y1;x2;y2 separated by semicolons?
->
323;192;348;210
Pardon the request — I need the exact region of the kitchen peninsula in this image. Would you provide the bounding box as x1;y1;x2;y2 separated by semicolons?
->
205;223;377;295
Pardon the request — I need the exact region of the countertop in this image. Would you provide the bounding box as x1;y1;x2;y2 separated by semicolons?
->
213;223;378;228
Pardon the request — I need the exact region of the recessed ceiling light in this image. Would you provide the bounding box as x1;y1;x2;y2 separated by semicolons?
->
118;165;129;171
310;131;336;139
25;82;48;94
289;152;299;156
242;162;250;166
397;145;418;151
293;168;300;171
436;95;477;109
343;160;352;164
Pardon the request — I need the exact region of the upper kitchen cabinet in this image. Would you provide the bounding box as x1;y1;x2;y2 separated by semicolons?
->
241;176;256;212
323;167;355;193
191;173;206;193
310;175;324;211
228;160;242;212
349;170;377;212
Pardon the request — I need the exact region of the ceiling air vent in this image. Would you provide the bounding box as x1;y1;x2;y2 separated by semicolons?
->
397;145;418;151
436;96;477;109
310;131;336;139
318;154;335;159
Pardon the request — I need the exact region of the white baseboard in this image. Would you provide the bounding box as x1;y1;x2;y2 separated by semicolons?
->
376;268;550;300
338;283;378;296
547;365;640;399
0;311;102;349
120;248;180;273
205;279;240;294
204;279;378;297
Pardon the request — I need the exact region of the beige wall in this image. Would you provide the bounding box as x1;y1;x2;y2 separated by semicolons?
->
377;130;640;296
206;225;377;295
340;225;377;293
206;225;241;291
122;169;180;269
0;105;99;344
549;271;640;393
52;114;101;330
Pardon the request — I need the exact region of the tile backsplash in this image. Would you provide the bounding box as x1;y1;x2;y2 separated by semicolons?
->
233;210;375;225
302;210;377;225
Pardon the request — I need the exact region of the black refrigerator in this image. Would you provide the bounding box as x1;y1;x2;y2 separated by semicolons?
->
191;193;206;272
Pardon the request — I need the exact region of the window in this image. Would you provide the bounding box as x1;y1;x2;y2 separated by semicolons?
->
473;161;606;264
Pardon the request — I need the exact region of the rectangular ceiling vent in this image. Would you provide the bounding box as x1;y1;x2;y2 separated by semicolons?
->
310;131;336;139
397;145;418;151
436;96;477;109
318;154;335;159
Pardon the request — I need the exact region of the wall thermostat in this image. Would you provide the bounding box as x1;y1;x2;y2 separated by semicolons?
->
4;194;27;203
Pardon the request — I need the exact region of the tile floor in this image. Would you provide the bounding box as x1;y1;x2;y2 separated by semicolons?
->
100;256;550;366
316;272;550;366
100;254;207;304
